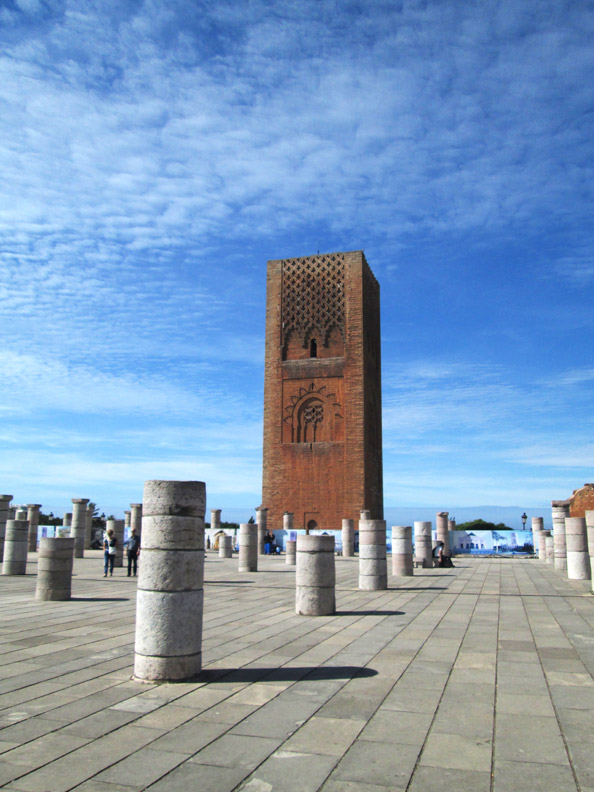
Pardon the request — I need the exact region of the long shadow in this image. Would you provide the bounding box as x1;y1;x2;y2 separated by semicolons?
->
391;586;448;591
71;596;131;602
197;665;377;684
205;580;254;585
339;610;404;616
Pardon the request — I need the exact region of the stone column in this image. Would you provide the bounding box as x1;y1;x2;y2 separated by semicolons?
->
63;512;72;532
296;534;335;616
552;501;569;571
15;506;27;520
283;511;294;533
71;498;89;558
219;535;232;558
238;522;258;572
36;538;75;600
545;532;554;564
391;525;413;577
538;530;549;562
124;510;131;531
531;517;544;558
256;507;268;555
565;517;591;580
130;503;142;542
285;539;296;565
341;518;355;557
134;480;206;682
586;511;594;594
85;504;94;550
360;509;371;520
436;512;449;555
26;504;41;552
8;507;15;520
210;509;221;532
2;519;29;575
414;521;433;568
107;519;125;568
0;495;13;563
359;516;387;590
447;518;456;555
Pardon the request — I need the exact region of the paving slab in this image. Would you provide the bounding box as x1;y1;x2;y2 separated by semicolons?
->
0;553;592;791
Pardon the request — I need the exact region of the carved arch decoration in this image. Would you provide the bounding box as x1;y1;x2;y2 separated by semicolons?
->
282;382;344;443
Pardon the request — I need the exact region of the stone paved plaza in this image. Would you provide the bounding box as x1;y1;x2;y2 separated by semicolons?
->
1;552;593;792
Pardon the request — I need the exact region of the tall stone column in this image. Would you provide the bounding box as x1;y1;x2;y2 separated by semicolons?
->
256;506;268;555
391;525;413;577
134;480;205;682
8;507;15;520
545;532;554;564
2;519;29;575
106;518;125;568
63;512;72;532
447;518;456;555
414;521;433;568
552;501;569;571
85;503;94;549
341;518;355;557
586;511;594;594
0;495;13;563
285;540;296;565
296;534;335;616
358;515;387;590
71;498;89;559
219;535;232;558
210;509;221;531
15;506;27;520
531;517;544;558
124;510;131;531
130;503;143;542
26;504;41;552
565;518;591;580
436;512;449;555
538;530;549;562
283;511;294;533
36;538;75;600
239;523;258;572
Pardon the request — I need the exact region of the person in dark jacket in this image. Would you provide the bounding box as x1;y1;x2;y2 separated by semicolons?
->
127;529;140;577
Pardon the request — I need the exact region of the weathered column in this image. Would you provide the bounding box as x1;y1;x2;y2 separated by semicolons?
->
0;495;12;563
552;501;569;571
107;519;125;567
296;534;335;616
15;506;27;520
414;521;433;568
8;507;15;520
538;529;549;563
360;509;371;520
219;534;232;558
447;518;456;555
36;537;75;600
341;518;355;557
391;525;413;577
545;532;554;564
283;511;294;533
63;512;72;532
285;539;296;565
130;503;143;542
85;503;94;549
26;504;41;552
71;499;89;558
565;518;591;580
586;511;594;594
238;522;258;572
359;516;387;590
210;509;221;532
531;517;544;558
2;519;29;575
134;480;206;682
124;510;131;532
256;507;268;555
436;512;449;555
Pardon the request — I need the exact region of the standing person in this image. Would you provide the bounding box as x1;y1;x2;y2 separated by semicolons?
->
103;528;117;577
127;529;140;577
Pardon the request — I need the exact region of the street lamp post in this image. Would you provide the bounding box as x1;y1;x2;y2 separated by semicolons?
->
521;512;528;530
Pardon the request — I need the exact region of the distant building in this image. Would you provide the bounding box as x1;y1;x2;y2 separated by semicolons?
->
262;251;383;533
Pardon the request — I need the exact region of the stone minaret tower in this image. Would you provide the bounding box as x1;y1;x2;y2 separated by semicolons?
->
262;250;383;533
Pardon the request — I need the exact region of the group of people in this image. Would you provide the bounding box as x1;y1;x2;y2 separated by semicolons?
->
103;528;141;577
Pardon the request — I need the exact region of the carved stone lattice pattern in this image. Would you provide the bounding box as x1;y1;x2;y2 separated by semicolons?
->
302;401;324;428
282;253;345;348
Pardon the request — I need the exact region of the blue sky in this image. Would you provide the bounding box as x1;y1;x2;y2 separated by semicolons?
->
1;0;593;524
